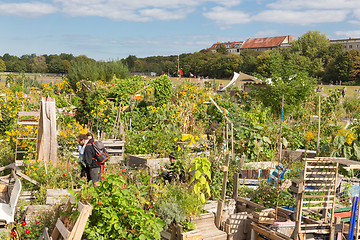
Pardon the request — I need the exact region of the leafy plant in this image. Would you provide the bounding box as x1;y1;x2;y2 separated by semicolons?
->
72;174;165;240
190;157;211;203
153;75;172;107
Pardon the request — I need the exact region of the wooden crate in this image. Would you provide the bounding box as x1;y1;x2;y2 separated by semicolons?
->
102;139;125;164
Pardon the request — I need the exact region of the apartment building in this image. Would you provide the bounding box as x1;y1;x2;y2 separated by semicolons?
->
240;35;293;52
209;35;293;54
330;37;360;51
209;41;243;54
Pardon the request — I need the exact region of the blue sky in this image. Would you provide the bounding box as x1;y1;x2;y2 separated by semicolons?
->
1;0;360;61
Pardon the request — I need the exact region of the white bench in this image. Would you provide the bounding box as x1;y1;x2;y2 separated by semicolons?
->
0;179;21;224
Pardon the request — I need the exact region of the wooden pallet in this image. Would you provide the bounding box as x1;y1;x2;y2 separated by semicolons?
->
190;212;227;240
293;158;338;240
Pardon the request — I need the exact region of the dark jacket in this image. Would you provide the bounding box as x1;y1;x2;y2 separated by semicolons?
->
84;138;100;168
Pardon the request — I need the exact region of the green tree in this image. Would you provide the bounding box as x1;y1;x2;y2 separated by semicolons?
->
290;30;329;76
252;51;316;114
216;44;228;54
48;56;65;73
240;49;261;74
0;59;5;72
31;55;48;73
123;55;137;73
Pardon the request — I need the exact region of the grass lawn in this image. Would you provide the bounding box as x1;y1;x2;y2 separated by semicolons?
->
319;84;360;97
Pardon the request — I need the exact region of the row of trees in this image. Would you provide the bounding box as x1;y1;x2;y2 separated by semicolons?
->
0;53;130;91
2;30;360;85
130;31;360;85
0;53;76;74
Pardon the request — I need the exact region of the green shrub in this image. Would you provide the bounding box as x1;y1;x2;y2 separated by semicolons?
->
72;174;165;240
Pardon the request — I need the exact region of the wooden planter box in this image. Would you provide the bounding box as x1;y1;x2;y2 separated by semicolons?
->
236;197;275;224
102;139;125;164
160;226;202;240
46;189;80;205
126;154;169;173
160;212;227;240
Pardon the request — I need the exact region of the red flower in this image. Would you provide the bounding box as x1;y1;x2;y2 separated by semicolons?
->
133;211;135;214
22;221;27;226
26;229;30;234
136;192;139;195
98;201;102;206
122;169;125;173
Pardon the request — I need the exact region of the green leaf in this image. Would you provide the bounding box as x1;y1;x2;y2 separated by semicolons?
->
200;193;205;203
263;136;271;144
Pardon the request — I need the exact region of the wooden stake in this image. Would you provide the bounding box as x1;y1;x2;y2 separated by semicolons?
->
215;154;230;228
316;95;321;156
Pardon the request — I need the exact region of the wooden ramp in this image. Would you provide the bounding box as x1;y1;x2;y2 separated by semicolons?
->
190;213;227;240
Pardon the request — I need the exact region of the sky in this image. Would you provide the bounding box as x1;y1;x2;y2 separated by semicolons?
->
1;0;360;61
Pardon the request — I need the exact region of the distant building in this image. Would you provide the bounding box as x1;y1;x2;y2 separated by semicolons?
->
330;37;360;51
240;35;293;52
209;41;243;54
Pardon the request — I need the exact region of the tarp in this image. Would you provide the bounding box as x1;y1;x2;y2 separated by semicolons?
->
222;72;263;90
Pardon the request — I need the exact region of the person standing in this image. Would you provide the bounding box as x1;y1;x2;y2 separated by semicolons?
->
77;134;89;180
83;134;102;186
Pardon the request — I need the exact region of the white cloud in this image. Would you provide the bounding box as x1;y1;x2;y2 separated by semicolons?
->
0;1;57;17
334;30;360;38
139;8;192;21
253;30;283;37
268;0;359;10
203;7;251;25
254;9;349;25
53;0;243;21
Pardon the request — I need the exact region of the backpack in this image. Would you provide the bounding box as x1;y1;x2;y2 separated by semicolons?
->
92;141;109;165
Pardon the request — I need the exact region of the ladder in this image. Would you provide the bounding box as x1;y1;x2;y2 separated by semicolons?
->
293;158;338;240
15;111;40;167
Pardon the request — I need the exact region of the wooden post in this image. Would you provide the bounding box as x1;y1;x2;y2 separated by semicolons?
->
233;172;239;199
275;95;284;220
231;122;234;162
316;95;321;156
226;123;229;151
215;154;230;228
37;97;57;166
278;95;284;162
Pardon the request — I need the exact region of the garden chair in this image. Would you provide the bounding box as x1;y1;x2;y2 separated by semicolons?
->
0;178;22;224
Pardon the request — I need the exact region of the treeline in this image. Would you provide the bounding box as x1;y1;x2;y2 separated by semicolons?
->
0;53;76;74
129;31;360;85
2;30;360;85
0;53;130;91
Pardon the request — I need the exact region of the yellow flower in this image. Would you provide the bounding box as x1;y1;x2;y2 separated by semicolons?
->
177;145;182;151
163;104;166;108
174;137;178;141
172;114;175;118
104;119;108;123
